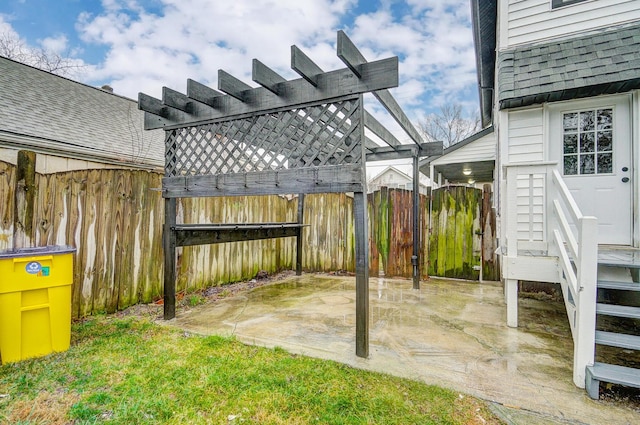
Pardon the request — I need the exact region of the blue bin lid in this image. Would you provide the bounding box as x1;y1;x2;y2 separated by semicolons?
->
0;245;76;259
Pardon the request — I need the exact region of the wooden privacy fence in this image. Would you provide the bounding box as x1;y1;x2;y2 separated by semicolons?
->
428;185;498;281
1;158;416;317
1;157;497;317
368;187;429;279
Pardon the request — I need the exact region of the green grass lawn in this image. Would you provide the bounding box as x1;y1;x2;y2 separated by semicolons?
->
0;316;502;424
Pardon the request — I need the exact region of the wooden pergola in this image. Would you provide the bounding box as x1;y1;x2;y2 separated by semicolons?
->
138;31;442;357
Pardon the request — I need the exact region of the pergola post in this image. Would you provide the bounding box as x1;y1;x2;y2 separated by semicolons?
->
296;193;305;276
354;191;369;357
163;197;177;320
412;152;421;289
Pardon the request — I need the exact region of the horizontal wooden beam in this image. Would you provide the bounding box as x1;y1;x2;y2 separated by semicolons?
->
174;223;307;247
291;45;323;87
187;79;224;107
337;30;366;78
163;87;193;113
365;142;443;162
162;164;365;198
373;89;424;145
334;31;423;147
364;110;400;147
218;69;253;101
141;57;398;130
252;59;286;95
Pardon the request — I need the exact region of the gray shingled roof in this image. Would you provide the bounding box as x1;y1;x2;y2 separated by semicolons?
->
0;56;164;168
497;22;640;109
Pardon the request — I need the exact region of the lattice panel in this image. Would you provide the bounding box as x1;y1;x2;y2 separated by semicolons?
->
165;98;362;176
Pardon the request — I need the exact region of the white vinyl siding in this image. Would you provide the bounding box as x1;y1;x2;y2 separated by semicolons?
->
430;132;496;167
505;0;640;47
508;108;544;163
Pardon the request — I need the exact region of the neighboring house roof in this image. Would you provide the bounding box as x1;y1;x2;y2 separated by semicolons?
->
419;126;495;184
497;22;640;109
0;56;164;168
470;0;497;128
368;166;428;190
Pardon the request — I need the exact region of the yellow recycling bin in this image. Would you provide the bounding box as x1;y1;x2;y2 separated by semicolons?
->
0;246;75;364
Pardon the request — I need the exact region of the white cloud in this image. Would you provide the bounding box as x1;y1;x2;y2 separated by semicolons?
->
77;0;360;98
38;34;68;54
3;0;480;139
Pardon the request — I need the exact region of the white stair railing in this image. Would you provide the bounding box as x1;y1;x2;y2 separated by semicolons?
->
503;164;598;389
550;169;597;388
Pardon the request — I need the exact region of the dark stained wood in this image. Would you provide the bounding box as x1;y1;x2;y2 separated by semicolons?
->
354;191;369;358
364;110;401;147
164;197;177;320
296;193;305;275
162;165;365;198
366;143;443;162
174;223;306;247
372;90;424;146
337;30;367;78
218;69;253;101
163;87;195;113
291;45;323;87
252;59;286;95
141;58;399;130
412;155;420;288
186;78;224;107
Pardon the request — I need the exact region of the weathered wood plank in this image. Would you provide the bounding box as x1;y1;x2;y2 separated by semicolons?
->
218;69;253;102
0;161;16;250
354;191;369;358
142;57;399;130
252;59;286;95
186;78;224;107
291;45;323;87
372;89;423;146
162;165;365;198
13;150;36;249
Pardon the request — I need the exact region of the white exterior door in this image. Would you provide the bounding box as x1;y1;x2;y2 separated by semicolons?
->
550;96;633;245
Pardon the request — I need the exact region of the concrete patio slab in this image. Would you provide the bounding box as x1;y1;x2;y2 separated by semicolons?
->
164;274;638;425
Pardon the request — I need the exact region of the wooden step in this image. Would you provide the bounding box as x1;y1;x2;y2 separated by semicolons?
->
597;280;640;292
596;303;640;319
585;362;640;399
595;331;640;350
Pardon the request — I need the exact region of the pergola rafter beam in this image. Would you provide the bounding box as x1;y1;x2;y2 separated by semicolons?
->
187;79;224;107
162;87;193;113
337;30;424;147
140;59;398;130
218;69;253;102
291;45;323;87
366;142;443;162
252;59;286;95
364;110;401;147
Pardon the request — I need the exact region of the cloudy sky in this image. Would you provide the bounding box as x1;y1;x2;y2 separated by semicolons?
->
1;0;479;173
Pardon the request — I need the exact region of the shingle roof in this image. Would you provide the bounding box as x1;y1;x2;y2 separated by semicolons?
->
0;56;164;168
497;22;640;109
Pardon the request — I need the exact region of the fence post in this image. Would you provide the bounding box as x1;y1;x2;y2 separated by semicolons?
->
13;150;37;249
574;216;598;388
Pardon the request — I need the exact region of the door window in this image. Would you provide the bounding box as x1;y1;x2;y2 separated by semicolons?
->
562;108;613;175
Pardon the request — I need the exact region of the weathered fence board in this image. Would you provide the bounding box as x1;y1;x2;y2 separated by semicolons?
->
368;187;429;279
427;185;498;280
2;158;498;317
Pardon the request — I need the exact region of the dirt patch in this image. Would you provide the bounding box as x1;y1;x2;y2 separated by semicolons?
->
115;270;297;320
